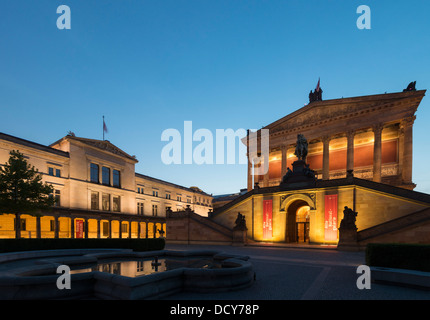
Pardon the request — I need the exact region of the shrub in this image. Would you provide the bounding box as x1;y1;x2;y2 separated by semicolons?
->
0;238;165;253
365;243;430;272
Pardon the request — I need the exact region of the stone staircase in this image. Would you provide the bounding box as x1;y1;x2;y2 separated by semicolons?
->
357;207;430;246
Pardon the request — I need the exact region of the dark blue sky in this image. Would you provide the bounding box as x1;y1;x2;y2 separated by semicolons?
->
1;1;430;195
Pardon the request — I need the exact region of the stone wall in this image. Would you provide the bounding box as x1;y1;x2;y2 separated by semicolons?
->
166;209;235;245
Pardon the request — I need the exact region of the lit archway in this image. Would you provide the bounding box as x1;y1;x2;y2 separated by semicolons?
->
284;198;312;243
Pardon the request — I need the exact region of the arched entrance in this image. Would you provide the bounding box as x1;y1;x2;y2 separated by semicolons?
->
285;200;311;243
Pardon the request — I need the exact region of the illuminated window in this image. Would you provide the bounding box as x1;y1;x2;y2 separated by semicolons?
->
90;163;99;183
113;196;120;212
102;222;109;236
50;220;56;232
49;190;61;207
102;193;110;211
137;202;144;215
54;190;61;206
91;191;99;210
113;169;120;188
102;167;110;186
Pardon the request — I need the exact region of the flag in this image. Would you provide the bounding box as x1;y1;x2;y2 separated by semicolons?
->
315;78;320;92
103;116;108;141
103;118;108;134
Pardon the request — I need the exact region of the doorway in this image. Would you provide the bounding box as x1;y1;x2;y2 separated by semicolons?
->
285;200;310;243
296;206;310;243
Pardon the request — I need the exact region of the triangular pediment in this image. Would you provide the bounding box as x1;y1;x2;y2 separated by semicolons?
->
265;90;426;134
52;136;138;162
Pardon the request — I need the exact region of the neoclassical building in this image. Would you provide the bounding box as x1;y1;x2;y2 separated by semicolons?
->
0;132;213;239
246;88;425;191
204;85;430;246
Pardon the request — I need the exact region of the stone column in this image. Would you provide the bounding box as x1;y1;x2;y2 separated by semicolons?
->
322;136;331;180
372;124;383;183
145;221;149;239
247;152;253;191
97;219;101;239
138;222;141;239
263;153;270;187
129;220;132;238
36;216;41;239
84;218;89;239
119;219;122;238
54;216;59;239
401;116;415;184
108;219;112;239
346;130;355;173
71;217;75;238
281;145;287;178
15;213;21;239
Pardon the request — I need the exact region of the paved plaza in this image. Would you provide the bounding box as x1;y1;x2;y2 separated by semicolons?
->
164;243;430;300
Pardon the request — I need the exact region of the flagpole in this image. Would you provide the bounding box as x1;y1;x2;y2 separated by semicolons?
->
103;116;105;141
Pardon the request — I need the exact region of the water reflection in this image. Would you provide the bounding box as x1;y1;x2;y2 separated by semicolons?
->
70;256;220;278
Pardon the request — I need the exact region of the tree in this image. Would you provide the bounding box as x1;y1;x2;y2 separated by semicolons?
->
0;150;55;238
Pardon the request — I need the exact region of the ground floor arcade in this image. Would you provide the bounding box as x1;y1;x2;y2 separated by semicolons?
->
0;209;166;240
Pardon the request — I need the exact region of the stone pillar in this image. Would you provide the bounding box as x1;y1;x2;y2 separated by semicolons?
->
372;124;383;183
263;153;270;187
15;213;21;239
119;220;122;238
247;130;253;191
54;216;59;239
36;216;41;239
108;219;112;239
247;152;253;191
71;218;75;238
145;221;149;239
322;136;331;180
97;219;101;239
138;222;141;239
84;218;89;239
129;220;132;238
281;145;287;178
401;116;415;184
346;130;355;173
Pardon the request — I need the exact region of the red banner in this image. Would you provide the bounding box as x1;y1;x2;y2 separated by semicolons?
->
324;195;338;241
76;220;84;238
263;200;273;239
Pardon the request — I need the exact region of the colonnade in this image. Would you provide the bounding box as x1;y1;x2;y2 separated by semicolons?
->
4;211;166;240
247;116;415;189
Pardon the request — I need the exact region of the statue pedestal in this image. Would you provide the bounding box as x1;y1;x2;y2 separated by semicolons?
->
337;226;359;251
232;229;247;246
280;160;316;190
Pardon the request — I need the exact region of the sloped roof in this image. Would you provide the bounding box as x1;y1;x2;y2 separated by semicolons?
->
51;135;138;162
0;132;69;158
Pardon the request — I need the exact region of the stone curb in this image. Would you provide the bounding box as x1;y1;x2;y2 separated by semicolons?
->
370;267;430;290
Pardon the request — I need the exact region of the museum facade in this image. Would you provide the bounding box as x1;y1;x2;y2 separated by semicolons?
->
0;132;213;239
206;85;430;246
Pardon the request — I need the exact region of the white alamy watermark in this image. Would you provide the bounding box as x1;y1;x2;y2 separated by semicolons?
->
356;265;371;290
56;5;71;30
56;265;71;290
356;5;371;30
160;121;269;175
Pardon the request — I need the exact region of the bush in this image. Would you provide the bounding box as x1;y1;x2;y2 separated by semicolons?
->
365;243;430;272
0;238;165;253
